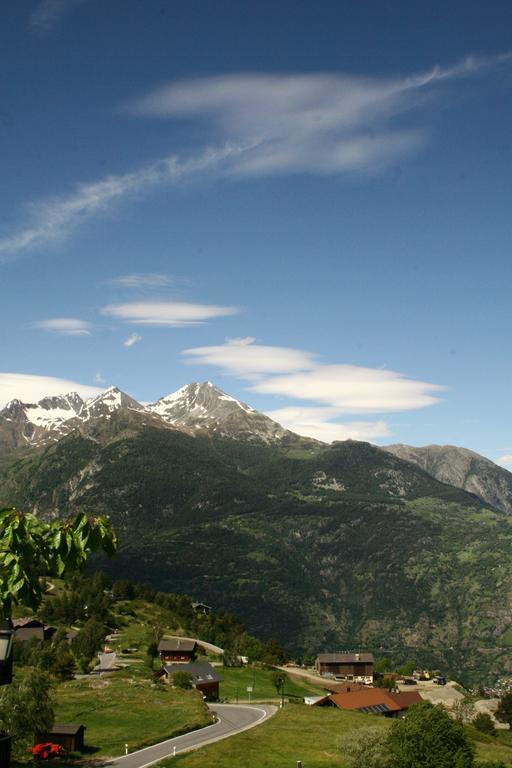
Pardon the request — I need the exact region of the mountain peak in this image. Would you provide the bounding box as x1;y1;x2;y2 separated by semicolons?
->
149;381;291;443
82;386;143;418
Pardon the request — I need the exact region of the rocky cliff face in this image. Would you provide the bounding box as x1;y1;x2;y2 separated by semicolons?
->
384;443;512;515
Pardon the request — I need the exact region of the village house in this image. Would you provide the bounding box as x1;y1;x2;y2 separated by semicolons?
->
310;687;422;716
315;652;374;683
12;618;56;642
35;724;85;752
192;602;212;616
158;638;198;663
160;661;222;701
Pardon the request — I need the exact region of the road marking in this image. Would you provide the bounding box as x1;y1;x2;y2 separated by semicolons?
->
111;705;274;768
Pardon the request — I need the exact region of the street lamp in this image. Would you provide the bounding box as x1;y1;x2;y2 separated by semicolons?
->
0;620;14;685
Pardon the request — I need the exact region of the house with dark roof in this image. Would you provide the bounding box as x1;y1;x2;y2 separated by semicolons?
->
35;724;85;752
315;652;374;683
311;688;422;717
158;638;198;663
160;661;222;701
13;617;56;642
192;602;212;615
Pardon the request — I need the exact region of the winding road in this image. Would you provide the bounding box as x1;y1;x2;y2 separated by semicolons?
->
106;703;276;768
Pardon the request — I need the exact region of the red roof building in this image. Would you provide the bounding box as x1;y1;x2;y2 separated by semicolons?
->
313;687;422;717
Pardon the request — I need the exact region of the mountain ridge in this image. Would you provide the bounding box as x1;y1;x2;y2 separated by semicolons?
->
384;443;512;515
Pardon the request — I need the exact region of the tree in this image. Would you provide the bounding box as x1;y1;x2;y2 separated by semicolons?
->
72;617;106;667
0;669;54;755
338;726;391;768
261;638;287;666
271;670;287;696
473;712;496;736
452;698;476;725
495;693;512;729
0;508;117;618
388;700;474;768
171;671;193;689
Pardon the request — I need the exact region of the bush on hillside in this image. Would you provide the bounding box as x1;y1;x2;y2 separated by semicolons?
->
473;712;496;736
172;671;193;689
388;700;474;768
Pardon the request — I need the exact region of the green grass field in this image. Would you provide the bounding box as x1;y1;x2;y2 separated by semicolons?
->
166;705;389;768
219;666;323;701
53;674;212;757
158;704;512;768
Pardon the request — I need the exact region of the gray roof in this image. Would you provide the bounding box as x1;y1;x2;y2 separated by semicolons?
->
44;724;85;735
158;638;197;652
317;653;374;664
163;661;222;685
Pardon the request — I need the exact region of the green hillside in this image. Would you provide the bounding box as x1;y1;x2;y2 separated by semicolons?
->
1;413;511;682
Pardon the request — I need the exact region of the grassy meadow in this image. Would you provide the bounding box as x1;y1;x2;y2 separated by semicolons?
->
53;673;212;757
219;666;323;701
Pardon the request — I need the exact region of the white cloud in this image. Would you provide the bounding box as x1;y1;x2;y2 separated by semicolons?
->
0;144;240;259
2;55;509;258
32;317;92;336
265;405;390;443
129;54;511;177
251;365;442;414
94;371;106;384
102;300;239;326
29;0;87;33
107;273;174;289
183;338;315;376
123;333;142;347
0;372;102;408
497;455;512;467
182;337;443;442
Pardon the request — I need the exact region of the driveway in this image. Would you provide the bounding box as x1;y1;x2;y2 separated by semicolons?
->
105;703;276;768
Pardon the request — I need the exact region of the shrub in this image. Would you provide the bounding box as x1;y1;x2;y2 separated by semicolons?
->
473;712;496;736
171;671;193;689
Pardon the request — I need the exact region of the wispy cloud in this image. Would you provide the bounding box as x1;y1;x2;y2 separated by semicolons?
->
108;273;174;289
497;454;512;467
0;144;241;260
32;317;92;336
1;54;510;258
102;300;240;326
183;337;444;442
129;54;512;177
29;0;88;33
94;371;106;384
123;333;142;347
0;372;101;408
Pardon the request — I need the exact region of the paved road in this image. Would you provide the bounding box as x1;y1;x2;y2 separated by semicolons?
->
106;703;276;768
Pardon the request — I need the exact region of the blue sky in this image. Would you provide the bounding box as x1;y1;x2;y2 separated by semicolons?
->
1;0;512;460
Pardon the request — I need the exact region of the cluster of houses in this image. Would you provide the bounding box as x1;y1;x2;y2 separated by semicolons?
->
309;652;422;717
156;638;222;701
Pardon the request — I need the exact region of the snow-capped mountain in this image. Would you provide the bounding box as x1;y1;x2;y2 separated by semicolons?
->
81;386;143;420
0;392;85;448
149;381;291;442
0;381;295;452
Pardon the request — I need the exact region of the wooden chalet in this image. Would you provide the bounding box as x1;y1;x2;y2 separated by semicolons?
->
160;661;222;701
35;724;85;752
312;688;422;717
158;638;197;663
192;602;212;616
315;652;374;683
13;617;56;642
